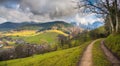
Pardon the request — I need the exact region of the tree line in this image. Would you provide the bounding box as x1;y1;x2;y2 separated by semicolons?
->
0;43;57;61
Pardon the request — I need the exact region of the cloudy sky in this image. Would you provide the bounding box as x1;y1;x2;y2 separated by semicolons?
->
0;0;104;24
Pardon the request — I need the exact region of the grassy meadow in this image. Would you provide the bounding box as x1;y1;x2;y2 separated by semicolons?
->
20;32;60;44
92;39;111;66
7;30;68;44
105;34;120;59
0;41;91;66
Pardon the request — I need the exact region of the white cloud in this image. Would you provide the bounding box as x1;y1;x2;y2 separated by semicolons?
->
20;0;78;19
74;13;104;25
0;0;80;23
0;7;32;23
0;17;7;23
0;0;104;24
0;6;69;23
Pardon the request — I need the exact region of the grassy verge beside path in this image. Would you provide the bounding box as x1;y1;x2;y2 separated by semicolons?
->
0;41;91;66
92;39;112;66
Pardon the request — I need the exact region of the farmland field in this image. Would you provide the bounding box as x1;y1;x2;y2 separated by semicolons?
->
3;30;37;36
9;30;68;44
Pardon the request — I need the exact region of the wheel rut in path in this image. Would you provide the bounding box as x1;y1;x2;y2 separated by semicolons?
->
78;40;98;66
101;40;120;66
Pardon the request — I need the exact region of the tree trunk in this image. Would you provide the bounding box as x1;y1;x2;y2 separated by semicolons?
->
115;0;119;33
106;0;114;33
108;15;114;33
115;14;119;33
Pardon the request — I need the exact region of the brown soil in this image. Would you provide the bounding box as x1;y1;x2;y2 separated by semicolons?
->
78;40;98;66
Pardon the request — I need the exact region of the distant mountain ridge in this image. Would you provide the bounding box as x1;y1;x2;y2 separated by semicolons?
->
0;21;73;31
71;21;104;30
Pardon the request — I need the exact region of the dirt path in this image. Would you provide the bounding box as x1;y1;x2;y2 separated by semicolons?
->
78;40;98;66
101;40;120;66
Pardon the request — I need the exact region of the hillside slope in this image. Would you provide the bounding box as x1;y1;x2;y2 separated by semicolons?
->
10;30;68;44
105;34;120;59
0;21;72;31
0;41;91;66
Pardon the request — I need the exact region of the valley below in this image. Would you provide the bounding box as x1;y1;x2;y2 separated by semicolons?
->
0;0;120;66
0;21;120;66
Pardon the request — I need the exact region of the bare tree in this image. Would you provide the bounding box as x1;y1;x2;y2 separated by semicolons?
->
78;0;120;33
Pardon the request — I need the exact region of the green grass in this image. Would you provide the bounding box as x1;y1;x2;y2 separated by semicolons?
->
92;39;111;66
0;41;91;66
23;32;59;44
11;32;60;44
105;34;120;59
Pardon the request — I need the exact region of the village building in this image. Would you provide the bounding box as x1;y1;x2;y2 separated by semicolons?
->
0;41;4;48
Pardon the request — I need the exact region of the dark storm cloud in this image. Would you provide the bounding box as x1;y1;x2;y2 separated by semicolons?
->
0;0;79;18
0;0;81;23
20;0;79;19
0;0;79;20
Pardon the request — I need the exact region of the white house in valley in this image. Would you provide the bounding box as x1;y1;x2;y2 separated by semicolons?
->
0;41;4;48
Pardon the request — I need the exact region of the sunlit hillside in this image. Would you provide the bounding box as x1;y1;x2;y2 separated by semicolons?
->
0;41;90;66
3;30;37;36
44;30;68;36
3;30;68;37
8;30;68;44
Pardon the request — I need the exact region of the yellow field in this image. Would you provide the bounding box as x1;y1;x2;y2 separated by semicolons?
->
4;30;37;36
45;30;68;36
3;30;68;37
30;30;68;36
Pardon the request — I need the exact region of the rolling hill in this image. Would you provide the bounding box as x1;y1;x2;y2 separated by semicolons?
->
0;22;32;31
4;30;37;36
0;41;90;66
0;21;73;31
10;30;68;44
71;21;104;30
